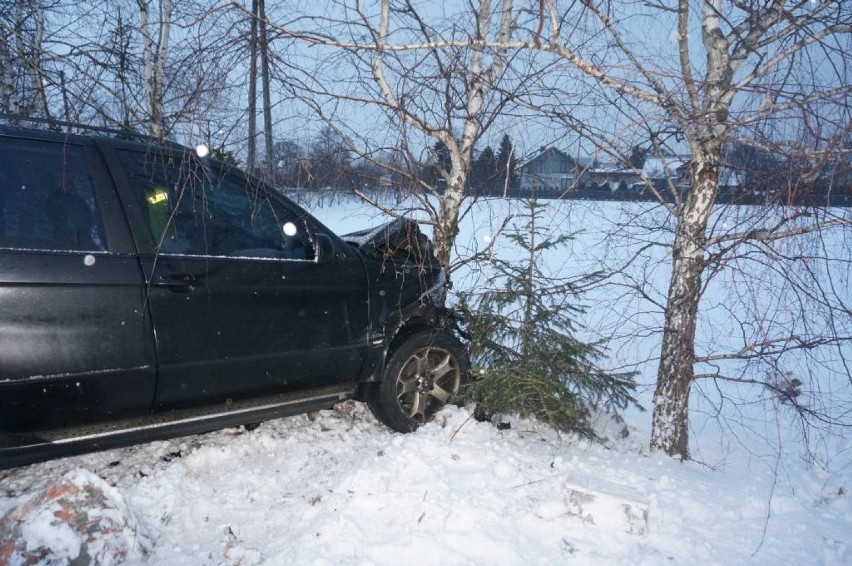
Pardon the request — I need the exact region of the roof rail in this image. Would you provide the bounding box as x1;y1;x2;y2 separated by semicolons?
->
0;113;158;142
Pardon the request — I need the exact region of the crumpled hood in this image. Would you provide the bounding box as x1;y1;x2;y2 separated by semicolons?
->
342;217;438;268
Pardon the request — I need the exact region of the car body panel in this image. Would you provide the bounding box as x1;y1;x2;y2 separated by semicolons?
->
0;133;157;432
141;253;370;410
0;124;454;468
98;142;374;410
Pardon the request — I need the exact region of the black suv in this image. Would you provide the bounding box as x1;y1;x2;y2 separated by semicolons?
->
0;124;468;468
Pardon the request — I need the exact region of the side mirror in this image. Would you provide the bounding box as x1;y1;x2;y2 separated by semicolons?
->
315;234;335;264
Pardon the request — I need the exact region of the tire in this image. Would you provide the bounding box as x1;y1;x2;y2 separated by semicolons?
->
371;329;469;432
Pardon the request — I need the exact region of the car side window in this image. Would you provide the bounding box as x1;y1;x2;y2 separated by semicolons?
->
118;149;315;260
0;137;107;252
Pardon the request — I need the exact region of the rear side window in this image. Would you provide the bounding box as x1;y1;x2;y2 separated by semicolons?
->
0;137;106;252
117;148;315;260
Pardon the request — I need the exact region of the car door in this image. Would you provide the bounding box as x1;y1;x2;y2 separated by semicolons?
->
0;132;156;432
107;145;369;411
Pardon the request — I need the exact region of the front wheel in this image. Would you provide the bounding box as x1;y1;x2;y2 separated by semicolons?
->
371;329;469;432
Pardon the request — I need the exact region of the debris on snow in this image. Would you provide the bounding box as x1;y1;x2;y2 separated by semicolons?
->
564;483;649;535
0;468;152;565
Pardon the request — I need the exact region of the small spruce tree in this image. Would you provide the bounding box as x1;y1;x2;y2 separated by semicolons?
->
457;199;640;436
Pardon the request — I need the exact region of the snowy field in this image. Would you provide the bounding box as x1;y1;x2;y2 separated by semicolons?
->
1;196;850;564
1;404;849;564
307;195;852;460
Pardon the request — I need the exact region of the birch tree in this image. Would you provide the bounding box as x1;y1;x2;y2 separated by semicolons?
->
241;0;273;176
508;0;851;458
262;2;850;457
137;0;171;139
377;0;515;269
271;0;520;271
46;1;246;142
246;0;259;171
257;0;274;179
0;0;53;120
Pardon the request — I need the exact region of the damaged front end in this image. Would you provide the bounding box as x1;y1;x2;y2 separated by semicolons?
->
344;217;465;371
343;217;446;305
343;217;438;268
344;218;470;430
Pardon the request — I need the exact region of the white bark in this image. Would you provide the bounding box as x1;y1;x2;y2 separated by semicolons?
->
648;0;732;458
0;0;48;119
247;0;258;172
138;0;171;139
0;18;22;117
258;0;273;179
371;0;514;270
28;1;50;119
138;0;152;128
650;149;720;458
513;0;849;458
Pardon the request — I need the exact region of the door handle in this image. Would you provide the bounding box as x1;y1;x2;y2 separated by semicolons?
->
152;274;198;293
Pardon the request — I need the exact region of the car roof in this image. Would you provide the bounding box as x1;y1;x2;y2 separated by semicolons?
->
0;123;191;154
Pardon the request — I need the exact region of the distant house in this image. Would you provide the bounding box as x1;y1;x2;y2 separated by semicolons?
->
518;147;578;193
641;154;690;184
627;154;692;195
519;146;642;195
580;161;641;192
517;147;774;203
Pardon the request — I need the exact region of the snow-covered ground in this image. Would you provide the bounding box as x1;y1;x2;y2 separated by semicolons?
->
2;403;850;564
2;196;850;564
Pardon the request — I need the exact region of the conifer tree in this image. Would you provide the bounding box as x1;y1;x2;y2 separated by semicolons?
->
471;145;497;193
458;199;639;435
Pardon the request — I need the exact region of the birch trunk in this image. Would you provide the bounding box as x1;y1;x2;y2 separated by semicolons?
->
246;0;259;172
369;0;513;273
0;0;26;119
435;0;513;271
650;0;731;459
0;22;22;118
650;150;720;458
138;0;171;139
258;0;273;179
522;0;848;460
434;150;470;270
28;2;50;119
154;0;171;137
